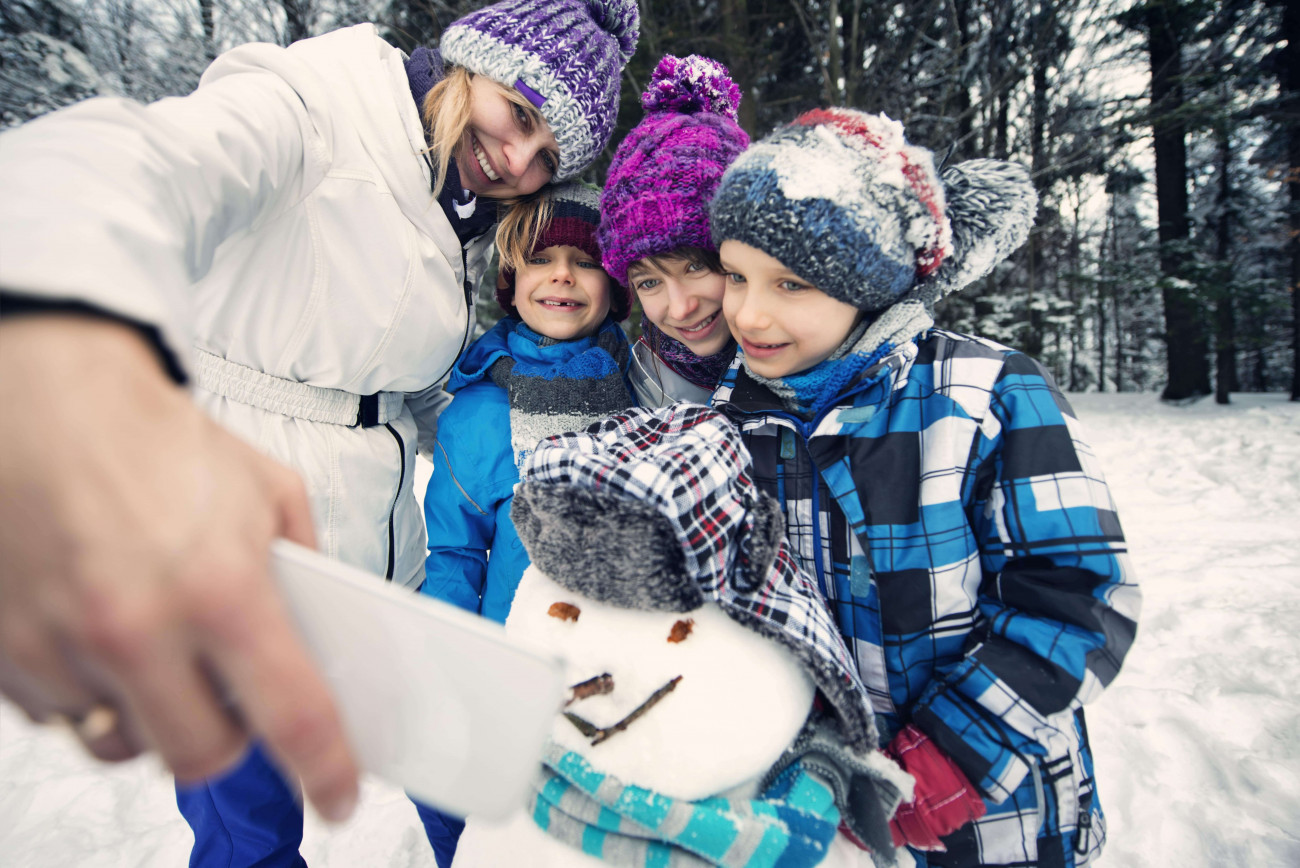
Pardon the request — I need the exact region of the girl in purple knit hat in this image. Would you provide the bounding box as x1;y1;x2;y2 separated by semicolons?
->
598;55;751;406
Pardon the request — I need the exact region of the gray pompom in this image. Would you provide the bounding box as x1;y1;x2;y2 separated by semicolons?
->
926;159;1038;297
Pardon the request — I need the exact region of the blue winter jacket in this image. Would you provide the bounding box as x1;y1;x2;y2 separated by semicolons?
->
422;316;633;622
712;328;1140;868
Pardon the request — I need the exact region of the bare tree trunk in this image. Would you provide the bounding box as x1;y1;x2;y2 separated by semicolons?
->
1098;203;1112;392
1113;286;1126;392
281;0;314;45
1214;117;1236;404
720;0;758;137
1068;184;1082;390
1283;0;1300;401
1147;0;1210;402
200;0;216;61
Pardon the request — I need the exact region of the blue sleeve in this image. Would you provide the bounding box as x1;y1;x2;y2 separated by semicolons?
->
912;353;1141;803
421;385;519;616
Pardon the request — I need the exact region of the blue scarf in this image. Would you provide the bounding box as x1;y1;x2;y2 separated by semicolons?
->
529;743;842;867
488;320;635;467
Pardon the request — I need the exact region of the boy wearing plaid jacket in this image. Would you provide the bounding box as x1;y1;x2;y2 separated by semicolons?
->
707;108;1141;867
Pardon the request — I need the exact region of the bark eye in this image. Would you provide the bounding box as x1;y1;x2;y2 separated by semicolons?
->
548;602;580;622
668;619;694;643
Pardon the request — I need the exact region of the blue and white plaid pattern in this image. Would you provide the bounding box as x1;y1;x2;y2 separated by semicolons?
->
712;329;1140;867
529;742;841;867
522;405;880;753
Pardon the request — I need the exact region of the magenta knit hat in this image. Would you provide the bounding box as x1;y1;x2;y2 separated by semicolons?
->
597;55;750;287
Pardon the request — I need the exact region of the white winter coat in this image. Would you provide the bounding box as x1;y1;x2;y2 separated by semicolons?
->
0;24;493;586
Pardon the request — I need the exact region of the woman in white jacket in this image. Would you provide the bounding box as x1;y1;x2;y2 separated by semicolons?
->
0;0;638;862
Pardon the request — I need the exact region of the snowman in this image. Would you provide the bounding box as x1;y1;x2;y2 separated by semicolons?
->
452;405;913;868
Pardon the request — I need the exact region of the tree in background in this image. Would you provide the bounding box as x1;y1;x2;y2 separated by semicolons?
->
1;0;105;124
3;0;1295;396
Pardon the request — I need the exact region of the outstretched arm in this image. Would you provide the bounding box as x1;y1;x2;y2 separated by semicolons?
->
0;316;360;821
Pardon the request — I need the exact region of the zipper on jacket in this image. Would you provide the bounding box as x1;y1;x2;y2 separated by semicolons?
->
383;422;406;581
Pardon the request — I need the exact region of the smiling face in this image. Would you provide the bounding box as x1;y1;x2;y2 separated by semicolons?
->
506;565;815;801
719;240;864;380
460;76;560;199
627;255;731;357
512;245;612;341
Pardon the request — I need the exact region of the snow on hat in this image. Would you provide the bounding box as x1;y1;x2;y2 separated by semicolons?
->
510;403;879;755
597;54;750;287
497;182;632;321
709;107;1037;314
440;0;640;181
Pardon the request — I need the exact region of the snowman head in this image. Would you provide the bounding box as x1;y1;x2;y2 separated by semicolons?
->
511;404;882;767
506;564;815;799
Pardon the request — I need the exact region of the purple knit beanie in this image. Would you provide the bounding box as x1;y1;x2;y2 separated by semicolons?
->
498;182;633;321
598;55;750;287
440;0;640;181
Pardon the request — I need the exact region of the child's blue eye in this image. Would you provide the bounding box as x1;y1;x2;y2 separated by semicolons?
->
513;104;531;129
577;259;601;269
526;256;549;266
725;272;746;284
541;151;557;176
635;278;661;292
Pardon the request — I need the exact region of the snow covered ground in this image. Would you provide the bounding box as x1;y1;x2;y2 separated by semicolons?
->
2;392;1298;867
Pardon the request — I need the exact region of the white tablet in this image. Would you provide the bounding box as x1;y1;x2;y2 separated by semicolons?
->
270;540;563;818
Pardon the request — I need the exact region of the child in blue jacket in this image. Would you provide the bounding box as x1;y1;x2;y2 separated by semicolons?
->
706;108;1141;867
414;181;635;863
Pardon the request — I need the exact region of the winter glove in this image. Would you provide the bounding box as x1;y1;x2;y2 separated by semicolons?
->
883;724;987;851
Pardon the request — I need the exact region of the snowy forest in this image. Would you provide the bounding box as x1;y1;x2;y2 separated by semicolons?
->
3;0;1297;403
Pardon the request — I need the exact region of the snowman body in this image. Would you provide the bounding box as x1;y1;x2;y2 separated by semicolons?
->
451;565;885;867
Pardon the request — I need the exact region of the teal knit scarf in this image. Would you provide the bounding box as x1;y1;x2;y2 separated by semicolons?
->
528;742;842;867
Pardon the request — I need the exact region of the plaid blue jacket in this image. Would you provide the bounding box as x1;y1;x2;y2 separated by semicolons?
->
712;329;1140;868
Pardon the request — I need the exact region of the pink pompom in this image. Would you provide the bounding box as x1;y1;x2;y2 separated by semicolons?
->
641;54;740;120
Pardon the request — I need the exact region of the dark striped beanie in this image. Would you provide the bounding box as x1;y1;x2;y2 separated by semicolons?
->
709;107;1037;313
497;182;632;321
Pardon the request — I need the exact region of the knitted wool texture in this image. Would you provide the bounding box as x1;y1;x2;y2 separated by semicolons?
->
498;182;630;320
487;319;634;470
709;107;1038;314
440;0;639;181
598;54;750;286
529;743;843;867
640;316;736;390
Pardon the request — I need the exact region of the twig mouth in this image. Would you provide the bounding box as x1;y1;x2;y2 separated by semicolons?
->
563;675;683;746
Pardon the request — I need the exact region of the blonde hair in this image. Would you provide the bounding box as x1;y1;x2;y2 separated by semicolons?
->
422;66;555;267
494;192;553;274
421;66;554;192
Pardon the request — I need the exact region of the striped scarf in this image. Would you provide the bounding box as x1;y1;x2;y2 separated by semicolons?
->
489;321;635;469
528;742;842;867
